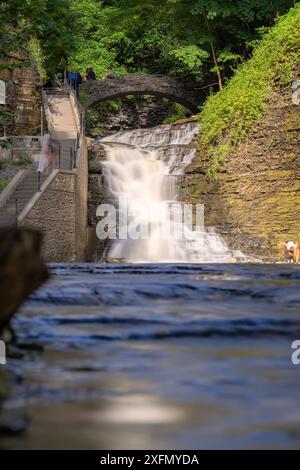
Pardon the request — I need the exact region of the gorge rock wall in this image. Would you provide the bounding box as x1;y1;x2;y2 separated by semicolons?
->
86;96;191;137
0;55;42;135
185;83;300;259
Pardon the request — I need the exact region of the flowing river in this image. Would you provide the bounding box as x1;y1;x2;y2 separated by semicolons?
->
1;263;300;449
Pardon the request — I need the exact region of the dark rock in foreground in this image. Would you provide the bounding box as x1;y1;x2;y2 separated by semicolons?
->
0;228;49;332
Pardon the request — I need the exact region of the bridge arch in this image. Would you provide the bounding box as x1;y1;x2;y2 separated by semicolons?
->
79;75;200;113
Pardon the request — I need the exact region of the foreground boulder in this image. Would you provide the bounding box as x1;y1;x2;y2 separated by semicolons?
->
0;228;49;332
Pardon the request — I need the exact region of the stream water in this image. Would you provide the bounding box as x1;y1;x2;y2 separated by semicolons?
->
1;263;300;449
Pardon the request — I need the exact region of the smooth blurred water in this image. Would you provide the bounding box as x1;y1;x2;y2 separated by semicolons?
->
100;123;243;263
1;263;300;449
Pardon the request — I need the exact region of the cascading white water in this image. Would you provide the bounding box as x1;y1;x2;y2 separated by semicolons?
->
100;122;244;263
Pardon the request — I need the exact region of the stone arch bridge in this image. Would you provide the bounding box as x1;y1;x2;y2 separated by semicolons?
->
80;75;200;112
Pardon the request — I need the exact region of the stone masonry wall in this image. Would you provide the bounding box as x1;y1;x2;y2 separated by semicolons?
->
20;171;77;262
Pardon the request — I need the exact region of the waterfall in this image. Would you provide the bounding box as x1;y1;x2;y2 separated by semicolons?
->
100;122;243;263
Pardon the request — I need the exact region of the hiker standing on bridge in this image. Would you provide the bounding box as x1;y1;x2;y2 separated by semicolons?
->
85;67;96;80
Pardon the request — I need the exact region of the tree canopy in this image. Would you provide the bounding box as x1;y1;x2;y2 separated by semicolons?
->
0;0;297;89
0;0;74;71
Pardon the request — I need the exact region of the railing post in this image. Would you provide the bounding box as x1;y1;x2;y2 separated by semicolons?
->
40;106;44;137
80;113;83;134
70;147;73;169
74;149;77;169
58;144;61;169
80;112;85;135
15;198;18;227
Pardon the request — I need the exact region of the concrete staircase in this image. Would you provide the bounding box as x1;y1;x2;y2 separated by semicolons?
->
0;170;47;227
0;89;79;228
46;90;78;170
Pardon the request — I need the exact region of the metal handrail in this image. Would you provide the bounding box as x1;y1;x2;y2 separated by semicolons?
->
64;69;86;136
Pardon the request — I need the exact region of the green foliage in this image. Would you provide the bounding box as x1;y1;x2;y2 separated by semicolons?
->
1;0;295;86
86;99;121;119
68;38;125;78
164;46;209;81
79;90;88;106
106;100;121;112
199;4;300;176
0;179;9;192
206;144;230;179
67;1;125;77
12;154;33;167
0;139;12;149
85;106;104;136
163;103;189;124
67;0;296;83
0;152;32;169
28;37;47;83
0;0;74;73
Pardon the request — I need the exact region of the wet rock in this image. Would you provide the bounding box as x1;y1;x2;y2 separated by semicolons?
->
0;369;11;402
88;160;104;174
0;228;49;331
14;342;44;352
85;96;192;136
88;141;107;162
105;257;126;263
0;412;29;436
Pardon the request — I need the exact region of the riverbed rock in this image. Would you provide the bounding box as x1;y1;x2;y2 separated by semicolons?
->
0;228;49;331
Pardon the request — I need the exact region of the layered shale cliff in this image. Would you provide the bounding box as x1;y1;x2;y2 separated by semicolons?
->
184;82;300;259
183;5;300;260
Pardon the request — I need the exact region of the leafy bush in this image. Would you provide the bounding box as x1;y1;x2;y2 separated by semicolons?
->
0;139;12;149
0;154;32;170
12;155;32;167
28;37;47;83
0;179;10;192
163;103;189;124
106;100;121;113
199;4;300;177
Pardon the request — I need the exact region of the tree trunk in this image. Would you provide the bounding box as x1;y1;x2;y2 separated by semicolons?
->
203;13;223;91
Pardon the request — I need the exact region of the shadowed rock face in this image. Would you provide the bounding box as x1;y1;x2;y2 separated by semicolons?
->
184;83;300;259
80;75;200;113
0;228;49;330
85;96;191;137
0;229;47;436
